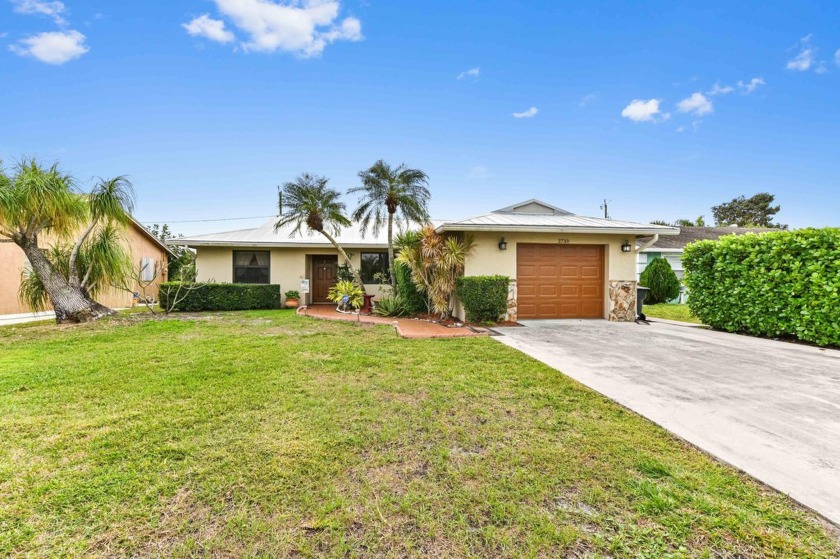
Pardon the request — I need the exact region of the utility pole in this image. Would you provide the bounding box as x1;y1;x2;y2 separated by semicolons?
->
600;199;610;219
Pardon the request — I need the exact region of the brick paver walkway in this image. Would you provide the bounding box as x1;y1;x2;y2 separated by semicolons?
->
297;305;486;339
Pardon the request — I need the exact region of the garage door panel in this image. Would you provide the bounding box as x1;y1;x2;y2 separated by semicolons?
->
517;244;605;319
581;285;601;297
580;246;601;258
560;285;580;297
580;265;601;278
560;266;581;278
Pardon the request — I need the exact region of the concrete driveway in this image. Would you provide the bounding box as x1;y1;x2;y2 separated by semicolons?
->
495;319;840;525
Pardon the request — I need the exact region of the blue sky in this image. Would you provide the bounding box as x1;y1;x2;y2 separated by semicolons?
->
2;1;839;235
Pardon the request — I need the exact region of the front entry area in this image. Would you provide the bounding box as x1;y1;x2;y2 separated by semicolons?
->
311;255;337;303
516;244;605;319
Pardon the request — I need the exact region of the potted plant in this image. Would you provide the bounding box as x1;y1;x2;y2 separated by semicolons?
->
284;290;301;309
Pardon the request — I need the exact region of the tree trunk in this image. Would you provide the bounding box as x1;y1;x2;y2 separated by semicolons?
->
319;230;366;294
387;211;397;291
20;239;116;323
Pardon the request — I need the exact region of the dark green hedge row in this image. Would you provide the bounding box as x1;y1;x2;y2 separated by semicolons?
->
159;283;282;312
395;262;426;315
682;228;840;346
455;275;510;323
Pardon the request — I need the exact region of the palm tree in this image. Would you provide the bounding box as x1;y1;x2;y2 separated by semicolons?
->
0;159;135;323
395;225;475;319
275;173;365;291
350;160;430;289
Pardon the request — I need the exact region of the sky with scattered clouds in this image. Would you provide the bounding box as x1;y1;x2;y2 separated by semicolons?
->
2;1;839;232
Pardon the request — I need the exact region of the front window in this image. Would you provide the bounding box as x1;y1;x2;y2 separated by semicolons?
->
233;251;270;284
360;252;389;284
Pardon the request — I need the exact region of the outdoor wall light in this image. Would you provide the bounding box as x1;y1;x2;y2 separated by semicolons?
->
498;237;508;251
621;240;632;253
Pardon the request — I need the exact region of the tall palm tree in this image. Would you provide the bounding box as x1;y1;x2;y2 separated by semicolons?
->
0;159;135;323
350;160;430;289
275;173;365;291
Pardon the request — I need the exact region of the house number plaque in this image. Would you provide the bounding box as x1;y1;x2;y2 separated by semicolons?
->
557;238;570;244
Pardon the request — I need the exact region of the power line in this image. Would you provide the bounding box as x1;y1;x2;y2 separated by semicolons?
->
140;215;276;225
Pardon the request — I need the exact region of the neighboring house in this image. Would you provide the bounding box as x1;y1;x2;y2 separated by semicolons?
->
636;227;773;280
176;199;678;322
0;218;173;322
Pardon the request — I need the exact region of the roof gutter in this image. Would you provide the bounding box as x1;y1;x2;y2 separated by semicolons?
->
636;234;659;253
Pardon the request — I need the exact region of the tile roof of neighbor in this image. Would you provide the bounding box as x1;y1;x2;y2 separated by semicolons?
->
637;226;775;251
172;199;679;247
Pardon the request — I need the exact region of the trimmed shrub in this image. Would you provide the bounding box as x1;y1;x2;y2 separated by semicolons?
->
640;257;681;304
395;261;426;314
455;275;510;323
159;283;281;312
682;228;840;347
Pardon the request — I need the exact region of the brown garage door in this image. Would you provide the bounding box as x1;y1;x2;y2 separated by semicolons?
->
517;244;605;319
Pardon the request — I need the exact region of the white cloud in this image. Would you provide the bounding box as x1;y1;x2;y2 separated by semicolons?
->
578;93;596;107
835;48;840;66
707;83;734;95
11;0;66;25
676;126;685;133
457;67;480;80
9;29;88;64
620;98;668;122
737;77;765;93
677;92;713;116
211;0;362;57
708;77;765;96
512;106;538;118
183;14;235;43
466;165;492;180
787;35;815;71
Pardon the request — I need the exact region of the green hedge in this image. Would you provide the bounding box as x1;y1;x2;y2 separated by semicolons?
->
395;262;426;314
159;283;282;312
455;275;510;323
682;228;840;346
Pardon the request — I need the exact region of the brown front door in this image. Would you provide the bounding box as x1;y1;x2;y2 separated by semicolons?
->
312;255;338;303
517;244;605;319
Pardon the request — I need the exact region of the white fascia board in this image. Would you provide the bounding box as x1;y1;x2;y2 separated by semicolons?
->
179;240;389;249
639;247;684;253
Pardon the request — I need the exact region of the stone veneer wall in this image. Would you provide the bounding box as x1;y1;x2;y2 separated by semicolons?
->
505;278;518;322
608;280;638;322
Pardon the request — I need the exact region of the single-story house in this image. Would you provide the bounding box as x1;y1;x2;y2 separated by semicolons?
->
0;218;173;323
636;226;773;280
176;199;679;322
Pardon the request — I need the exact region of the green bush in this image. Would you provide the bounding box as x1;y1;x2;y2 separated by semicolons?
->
455;275;510;323
640;257;681;304
395;261;426;314
682;228;840;347
159;283;281;312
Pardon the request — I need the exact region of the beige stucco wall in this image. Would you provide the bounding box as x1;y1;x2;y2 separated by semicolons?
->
456;231;638;320
194;246;391;305
0;224;169;317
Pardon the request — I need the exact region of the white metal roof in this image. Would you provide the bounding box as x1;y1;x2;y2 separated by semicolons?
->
435;210;680;236
173;218;443;248
173;199;679;248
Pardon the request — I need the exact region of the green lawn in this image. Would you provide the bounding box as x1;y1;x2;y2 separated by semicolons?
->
644;303;702;325
0;311;835;558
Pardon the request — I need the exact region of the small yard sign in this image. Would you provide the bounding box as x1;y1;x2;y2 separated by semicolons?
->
300;279;310;294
